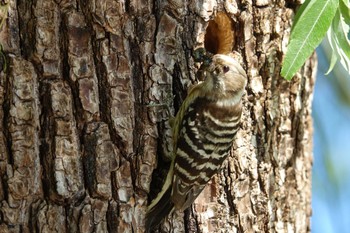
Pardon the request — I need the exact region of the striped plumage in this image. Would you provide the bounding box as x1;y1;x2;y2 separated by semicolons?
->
146;54;247;231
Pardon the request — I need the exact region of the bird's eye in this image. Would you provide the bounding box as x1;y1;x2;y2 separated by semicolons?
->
223;65;230;73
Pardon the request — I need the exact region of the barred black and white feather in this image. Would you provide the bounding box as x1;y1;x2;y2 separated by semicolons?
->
146;54;247;232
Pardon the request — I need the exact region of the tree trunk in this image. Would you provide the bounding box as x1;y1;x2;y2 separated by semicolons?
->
0;0;314;232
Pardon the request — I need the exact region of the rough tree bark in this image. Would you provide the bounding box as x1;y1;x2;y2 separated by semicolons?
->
0;0;314;232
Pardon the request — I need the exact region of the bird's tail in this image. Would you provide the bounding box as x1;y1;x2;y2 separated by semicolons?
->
145;185;174;232
145;163;175;232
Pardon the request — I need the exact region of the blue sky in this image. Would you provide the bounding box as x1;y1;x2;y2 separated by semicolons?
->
312;46;350;233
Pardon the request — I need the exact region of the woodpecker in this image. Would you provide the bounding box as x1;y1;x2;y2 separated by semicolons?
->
146;54;247;231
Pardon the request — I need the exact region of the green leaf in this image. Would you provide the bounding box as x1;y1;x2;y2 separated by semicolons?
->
340;0;350;24
325;37;338;75
281;0;339;80
326;8;350;74
290;0;312;33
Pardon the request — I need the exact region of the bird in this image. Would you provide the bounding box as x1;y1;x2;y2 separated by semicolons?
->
145;53;247;232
